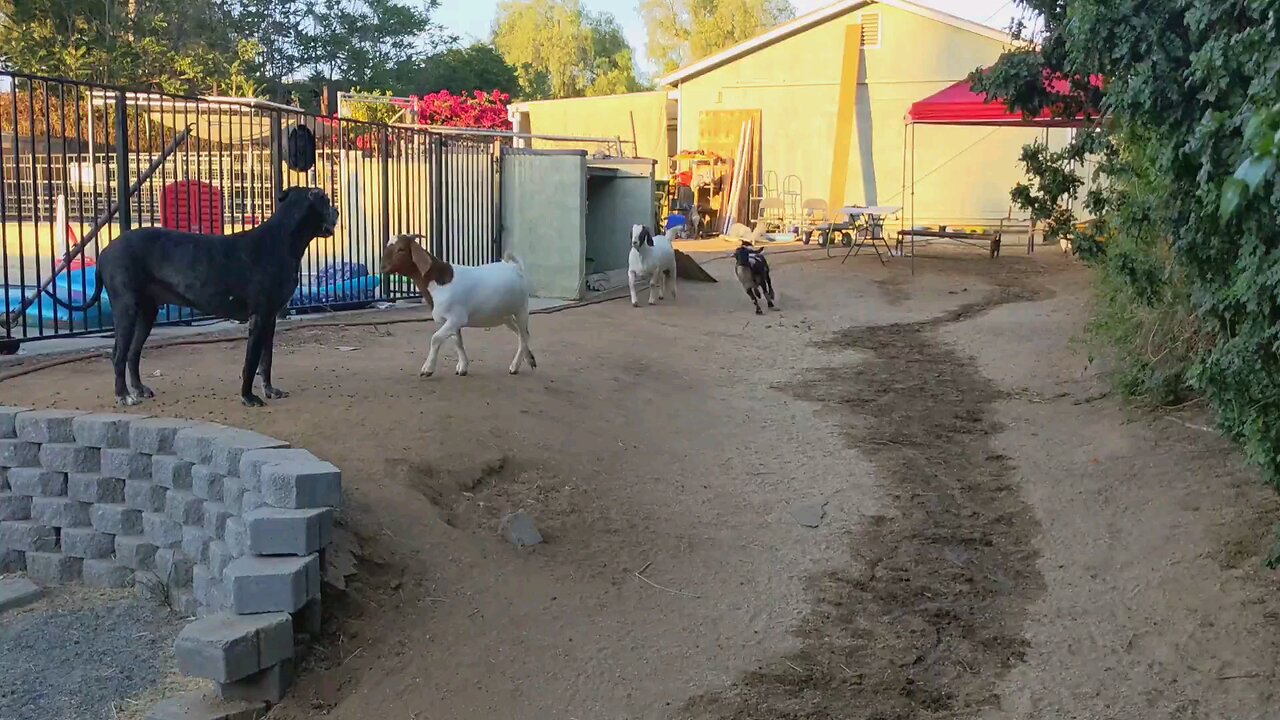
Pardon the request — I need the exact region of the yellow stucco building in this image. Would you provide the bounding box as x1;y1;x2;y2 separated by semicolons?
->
509;0;1071;230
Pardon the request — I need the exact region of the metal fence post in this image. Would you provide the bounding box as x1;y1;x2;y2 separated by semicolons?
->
380;126;390;246
430;134;444;258
270;111;284;201
114;90;130;231
492;139;503;261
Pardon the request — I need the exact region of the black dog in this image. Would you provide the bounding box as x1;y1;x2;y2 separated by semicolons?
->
62;187;338;407
732;242;776;315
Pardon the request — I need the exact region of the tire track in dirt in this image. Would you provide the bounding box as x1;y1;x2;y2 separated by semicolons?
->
679;287;1045;720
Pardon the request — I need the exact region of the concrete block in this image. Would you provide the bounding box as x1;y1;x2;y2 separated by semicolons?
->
174;589;199;617
216;661;294;704
211;432;291;476
224;555;318;614
144;691;267;720
125;481;168;513
156;547;194;587
26;551;82;584
237;449;316;489
68;473;125;503
102;448;152;480
175;611;293;683
39;443;100;473
203;502;235;540
260;462;341;510
166;490;204;526
144;512;183;548
61;527;117;559
207;540;233;577
0;548;25;572
116;534;159;570
0;492;32;521
0;439;40;468
0;576;41;613
175;423;235;465
0;521;58;551
131;570;167;602
222;477;246;510
129;418;198;455
183;524;211;563
193;564;228;614
193;466;225;502
240;491;264;515
83;558;133;588
0;407;30;439
5;468;66;497
153;455;195;490
92;503;143;535
30;496;91;527
246;508;333;557
224;517;249;558
72;413;149;448
15;409;83;443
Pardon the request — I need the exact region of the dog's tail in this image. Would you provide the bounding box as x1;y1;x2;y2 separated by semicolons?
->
44;267;105;313
502;251;525;273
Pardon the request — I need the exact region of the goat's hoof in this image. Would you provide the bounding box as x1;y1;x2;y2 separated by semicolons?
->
509;367;520;375
132;385;155;399
419;370;434;378
241;394;266;408
755;308;764;315
456;368;468;377
631;301;639;308
263;387;289;399
117;395;144;407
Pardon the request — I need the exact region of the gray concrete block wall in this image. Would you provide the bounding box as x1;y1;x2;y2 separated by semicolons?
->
0;408;343;714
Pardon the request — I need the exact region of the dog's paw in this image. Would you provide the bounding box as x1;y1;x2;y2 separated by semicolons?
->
263;387;289;400
241;394;266;408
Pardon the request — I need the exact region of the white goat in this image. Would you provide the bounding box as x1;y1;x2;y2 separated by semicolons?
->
628;225;677;307
381;234;535;377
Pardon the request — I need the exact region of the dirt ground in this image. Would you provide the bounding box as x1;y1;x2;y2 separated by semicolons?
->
3;245;1278;719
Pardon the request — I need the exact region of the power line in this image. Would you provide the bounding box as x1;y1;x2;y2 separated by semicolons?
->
982;0;1016;24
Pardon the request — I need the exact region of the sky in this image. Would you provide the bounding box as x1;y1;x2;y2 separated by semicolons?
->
434;0;1023;75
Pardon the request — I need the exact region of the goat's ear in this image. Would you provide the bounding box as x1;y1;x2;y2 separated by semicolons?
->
643;227;654;246
409;241;434;278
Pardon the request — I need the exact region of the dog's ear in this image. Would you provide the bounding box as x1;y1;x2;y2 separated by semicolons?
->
409;241;434;278
277;188;291;204
307;188;329;208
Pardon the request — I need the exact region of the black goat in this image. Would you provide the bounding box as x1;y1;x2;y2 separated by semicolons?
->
732;241;776;315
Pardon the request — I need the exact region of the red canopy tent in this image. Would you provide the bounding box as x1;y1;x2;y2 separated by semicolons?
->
898;74;1101;269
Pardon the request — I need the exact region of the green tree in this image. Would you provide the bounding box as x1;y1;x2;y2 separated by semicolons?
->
394;43;520;96
974;1;1280;490
493;0;643;99
0;0;259;94
638;0;795;74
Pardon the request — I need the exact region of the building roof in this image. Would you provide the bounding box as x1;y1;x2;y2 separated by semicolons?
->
657;0;1013;86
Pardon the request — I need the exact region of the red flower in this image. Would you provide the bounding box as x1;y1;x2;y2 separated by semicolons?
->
415;90;511;130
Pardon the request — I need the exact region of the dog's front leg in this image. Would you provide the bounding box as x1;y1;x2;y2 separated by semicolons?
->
241;316;269;407
256;314;289;399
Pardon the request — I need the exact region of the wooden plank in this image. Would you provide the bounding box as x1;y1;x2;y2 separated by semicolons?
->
828;23;864;210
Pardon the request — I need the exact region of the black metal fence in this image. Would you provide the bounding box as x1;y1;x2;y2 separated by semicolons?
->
0;71;504;345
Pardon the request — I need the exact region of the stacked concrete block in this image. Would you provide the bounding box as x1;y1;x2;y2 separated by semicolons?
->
0;408;344;716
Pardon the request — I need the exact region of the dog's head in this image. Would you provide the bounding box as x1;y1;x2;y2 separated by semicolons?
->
381;233;433;279
631;224;654;250
278;187;339;238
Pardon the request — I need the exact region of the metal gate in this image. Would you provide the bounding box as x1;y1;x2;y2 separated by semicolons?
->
0;71;505;346
431;137;502;267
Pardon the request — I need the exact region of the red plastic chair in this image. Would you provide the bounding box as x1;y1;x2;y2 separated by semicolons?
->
160;180;224;235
